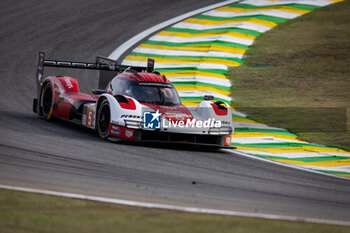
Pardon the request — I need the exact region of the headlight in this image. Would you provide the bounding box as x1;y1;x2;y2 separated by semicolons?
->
124;120;142;129
208;126;232;135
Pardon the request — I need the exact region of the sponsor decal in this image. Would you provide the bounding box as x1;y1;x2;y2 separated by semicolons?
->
125;130;134;138
225;135;232;146
65;79;73;89
143;110;161;129
121;114;142;119
111;130;121;135
111;125;120;130
110;124;121;136
220;121;231;125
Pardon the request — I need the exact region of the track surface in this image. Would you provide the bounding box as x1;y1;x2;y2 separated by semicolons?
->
1;0;350;222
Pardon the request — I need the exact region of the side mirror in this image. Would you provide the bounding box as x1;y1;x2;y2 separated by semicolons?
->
204;95;214;100
147;58;155;72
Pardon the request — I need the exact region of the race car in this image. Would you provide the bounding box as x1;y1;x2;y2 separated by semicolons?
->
33;52;234;148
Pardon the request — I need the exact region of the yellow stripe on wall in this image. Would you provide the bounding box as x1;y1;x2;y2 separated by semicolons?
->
175;85;231;96
234;146;348;154
215;6;310;15
180;100;202;106
124;55;241;66
272;159;350;167
157;30;256;40
162;71;229;80
232;132;303;141
183;18;277;28
232;117;264;124
139;44;247;55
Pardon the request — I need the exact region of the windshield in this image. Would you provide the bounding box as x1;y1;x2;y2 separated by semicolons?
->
126;84;181;105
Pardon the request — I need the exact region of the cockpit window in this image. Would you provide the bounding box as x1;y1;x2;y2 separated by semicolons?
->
111;78;181;105
126;85;181;105
110;78;132;95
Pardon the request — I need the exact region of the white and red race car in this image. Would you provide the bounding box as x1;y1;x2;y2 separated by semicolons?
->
33;52;234;148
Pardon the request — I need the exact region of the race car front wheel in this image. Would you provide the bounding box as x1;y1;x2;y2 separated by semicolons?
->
40;81;54;121
97;99;111;139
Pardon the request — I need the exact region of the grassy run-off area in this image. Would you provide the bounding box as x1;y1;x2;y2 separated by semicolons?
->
1;189;350;233
229;1;350;150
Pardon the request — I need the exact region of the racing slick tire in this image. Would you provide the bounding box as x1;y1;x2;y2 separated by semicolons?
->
97;98;111;139
40;81;54;121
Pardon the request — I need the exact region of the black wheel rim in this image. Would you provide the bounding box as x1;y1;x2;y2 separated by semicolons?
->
99;104;110;134
42;84;52;115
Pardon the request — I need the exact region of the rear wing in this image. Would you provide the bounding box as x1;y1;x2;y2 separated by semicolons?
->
34;51;155;114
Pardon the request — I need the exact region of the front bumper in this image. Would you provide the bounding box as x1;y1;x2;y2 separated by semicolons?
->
109;129;235;149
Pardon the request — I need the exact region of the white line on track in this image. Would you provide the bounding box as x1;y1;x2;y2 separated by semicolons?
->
108;0;240;60
223;149;350;182
203;9;301;19
148;35;254;45
1;184;349;226
172;22;271;33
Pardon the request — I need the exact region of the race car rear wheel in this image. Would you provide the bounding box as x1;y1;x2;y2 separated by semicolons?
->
40;81;54;120
97;99;111;139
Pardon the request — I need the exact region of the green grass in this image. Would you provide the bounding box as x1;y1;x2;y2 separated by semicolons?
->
229;0;350;150
1;189;349;233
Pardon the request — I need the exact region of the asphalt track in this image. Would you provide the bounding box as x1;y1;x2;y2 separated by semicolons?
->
1;0;350;223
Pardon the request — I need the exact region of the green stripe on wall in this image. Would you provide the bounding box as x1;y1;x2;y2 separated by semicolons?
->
315;170;350;176
227;3;321;11
180;96;231;104
164;27;261;37
144;40;250;50
231;142;338;149
193;14;288;24
232;114;252;120
155;67;229;75
234;127;299;137
252;154;350;163
173;82;231;91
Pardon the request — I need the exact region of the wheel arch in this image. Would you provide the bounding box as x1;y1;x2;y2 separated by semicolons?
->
96;94;122;126
39;79;54;120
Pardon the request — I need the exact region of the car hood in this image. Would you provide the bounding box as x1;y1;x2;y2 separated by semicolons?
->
141;103;193;123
